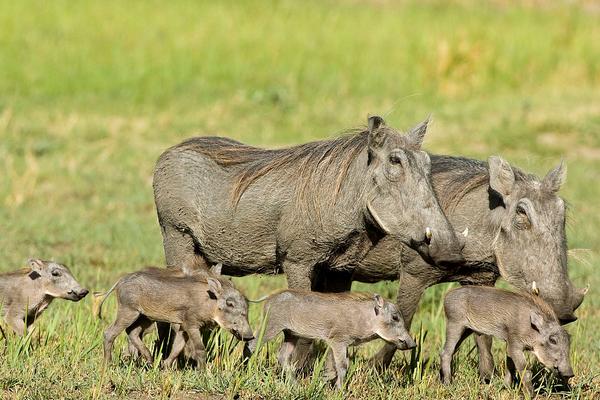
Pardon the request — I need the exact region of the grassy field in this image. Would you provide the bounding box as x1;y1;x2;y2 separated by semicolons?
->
1;0;599;398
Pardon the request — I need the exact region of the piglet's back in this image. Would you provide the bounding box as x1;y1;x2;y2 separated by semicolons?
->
264;290;375;338
444;286;557;339
115;270;213;320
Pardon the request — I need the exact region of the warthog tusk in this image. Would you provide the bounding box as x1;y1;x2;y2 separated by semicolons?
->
531;281;539;296
425;227;432;242
462;227;469;237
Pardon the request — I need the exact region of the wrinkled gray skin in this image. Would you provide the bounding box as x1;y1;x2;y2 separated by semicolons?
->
245;290;415;389
441;286;573;397
0;259;89;335
153;115;463;287
101;268;253;367
352;155;585;378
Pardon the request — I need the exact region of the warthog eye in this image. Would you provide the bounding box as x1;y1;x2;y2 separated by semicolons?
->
51;270;61;277
226;299;235;308
389;151;403;165
549;335;558;345
515;204;531;230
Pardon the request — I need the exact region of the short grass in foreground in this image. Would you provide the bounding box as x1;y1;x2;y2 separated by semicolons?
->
0;0;599;399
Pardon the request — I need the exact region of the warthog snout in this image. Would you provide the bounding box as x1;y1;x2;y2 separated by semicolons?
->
241;330;254;342
400;336;417;350
68;288;89;301
559;365;574;379
413;227;465;268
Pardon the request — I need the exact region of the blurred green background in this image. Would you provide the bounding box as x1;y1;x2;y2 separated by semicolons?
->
0;1;598;399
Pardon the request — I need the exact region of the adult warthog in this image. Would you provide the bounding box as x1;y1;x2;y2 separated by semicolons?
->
153;116;463;291
348;155;586;379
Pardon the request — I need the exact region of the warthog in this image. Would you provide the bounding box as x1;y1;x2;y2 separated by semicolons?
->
98;267;253;366
441;286;573;397
348;155;586;378
0;259;89;335
245;290;415;389
153;115;463;285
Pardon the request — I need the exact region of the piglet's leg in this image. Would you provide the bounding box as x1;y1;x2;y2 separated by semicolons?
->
185;327;207;368
278;333;298;375
127;320;154;365
328;342;349;390
475;333;494;383
504;355;516;387
103;306;141;364
163;328;187;368
5;312;26;336
506;343;533;398
440;324;470;384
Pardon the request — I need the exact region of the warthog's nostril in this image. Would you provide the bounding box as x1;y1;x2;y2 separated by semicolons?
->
79;289;89;298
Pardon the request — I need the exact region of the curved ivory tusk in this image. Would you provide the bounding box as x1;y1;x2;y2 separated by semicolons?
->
531;281;539;296
462;227;469;237
425;227;432;241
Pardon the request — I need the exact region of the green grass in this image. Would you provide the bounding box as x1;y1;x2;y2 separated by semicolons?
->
0;0;599;398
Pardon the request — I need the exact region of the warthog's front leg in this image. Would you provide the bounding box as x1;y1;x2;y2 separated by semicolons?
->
506;342;534;398
5;311;26;336
475;333;494;383
282;258;317;374
185;327;207;368
327;341;349;390
163;326;187;368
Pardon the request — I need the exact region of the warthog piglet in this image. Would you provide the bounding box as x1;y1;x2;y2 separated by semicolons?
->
245;290;415;389
440;286;573;397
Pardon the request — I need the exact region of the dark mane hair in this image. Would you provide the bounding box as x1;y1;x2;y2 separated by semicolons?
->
430;155;536;211
179;129;382;204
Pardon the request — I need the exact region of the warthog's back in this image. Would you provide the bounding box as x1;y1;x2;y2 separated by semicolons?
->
444;286;557;341
116;271;213;324
264;290;377;342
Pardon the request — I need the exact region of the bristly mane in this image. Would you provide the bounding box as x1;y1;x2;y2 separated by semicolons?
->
179;129;376;204
430;155;536;211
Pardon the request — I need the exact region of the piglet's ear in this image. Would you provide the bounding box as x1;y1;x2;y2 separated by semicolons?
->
28;258;45;272
530;311;545;333
210;262;223;276
207;278;223;298
373;294;385;315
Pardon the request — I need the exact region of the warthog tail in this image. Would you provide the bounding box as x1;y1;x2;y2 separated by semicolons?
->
92;279;121;319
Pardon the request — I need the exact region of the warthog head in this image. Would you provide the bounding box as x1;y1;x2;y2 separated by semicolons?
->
372;294;416;349
487;156;585;323
29;258;89;301
530;311;573;379
207;277;254;341
365;116;463;267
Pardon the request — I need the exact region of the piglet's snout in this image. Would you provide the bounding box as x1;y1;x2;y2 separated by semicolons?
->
560;365;574;379
68;288;89;300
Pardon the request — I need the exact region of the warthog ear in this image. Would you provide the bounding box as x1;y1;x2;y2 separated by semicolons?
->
207;278;223;298
373;294;385;315
542;160;566;193
28;258;45;272
367;115;386;148
405;116;431;150
488;156;515;201
530;311;545;333
210;262;223;276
